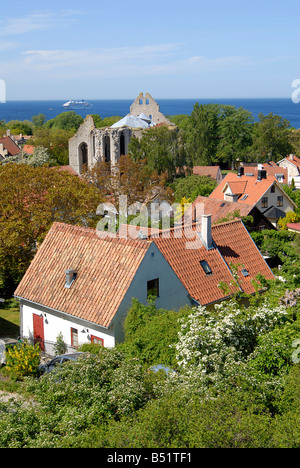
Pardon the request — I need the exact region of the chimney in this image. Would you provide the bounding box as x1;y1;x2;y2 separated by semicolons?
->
237;166;244;177
200;214;213;250
224;193;239;203
65;269;77;288
257;169;267;181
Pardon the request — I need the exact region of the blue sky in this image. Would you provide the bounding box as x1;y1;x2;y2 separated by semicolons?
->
0;0;299;100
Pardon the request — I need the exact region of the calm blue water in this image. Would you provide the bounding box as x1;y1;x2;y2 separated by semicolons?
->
0;98;299;129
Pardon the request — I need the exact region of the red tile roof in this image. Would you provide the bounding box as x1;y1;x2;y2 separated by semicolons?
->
151;220;274;304
183;195;255;224
15;218;275;326
209;172;278;206
242;165;288;182
0;136;21;156
285;154;300;168
193;166;221;179
22;145;35;155
287;223;300;232
15;223;150;328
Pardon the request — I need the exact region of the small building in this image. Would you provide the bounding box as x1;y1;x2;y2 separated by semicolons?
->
277;154;300;188
0;135;22;160
182;195;275;231
192;166;223;184
14;217;274;355
209;166;297;227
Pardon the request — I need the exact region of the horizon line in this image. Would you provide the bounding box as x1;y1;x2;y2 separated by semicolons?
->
2;96;293;102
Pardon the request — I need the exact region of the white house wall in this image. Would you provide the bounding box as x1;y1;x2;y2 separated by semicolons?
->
256;184;295;214
20;300;115;355
19;243;192;354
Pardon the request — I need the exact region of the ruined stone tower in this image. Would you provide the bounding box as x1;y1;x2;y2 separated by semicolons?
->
68;92;173;176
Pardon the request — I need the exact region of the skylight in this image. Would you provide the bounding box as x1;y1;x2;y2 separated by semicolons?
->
200;260;212;275
241;268;249;277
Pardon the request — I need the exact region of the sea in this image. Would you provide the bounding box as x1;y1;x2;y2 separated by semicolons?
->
0;98;300;129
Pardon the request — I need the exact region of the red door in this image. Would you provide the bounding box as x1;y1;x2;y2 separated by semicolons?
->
33;314;45;351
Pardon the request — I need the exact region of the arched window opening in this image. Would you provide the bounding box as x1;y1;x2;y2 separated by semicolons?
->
120;133;125;157
104;136;111;163
79;142;88;172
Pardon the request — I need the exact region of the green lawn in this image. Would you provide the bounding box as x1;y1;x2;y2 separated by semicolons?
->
0;307;20;338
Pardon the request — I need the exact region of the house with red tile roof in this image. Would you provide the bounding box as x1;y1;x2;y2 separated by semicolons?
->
14;217;274;355
209;166;297;226
286;223;300;233
277;154;300;188
22;144;35;155
182;195;275;231
0;136;22;160
241;165;288;184
192;165;223;184
176;165;223;184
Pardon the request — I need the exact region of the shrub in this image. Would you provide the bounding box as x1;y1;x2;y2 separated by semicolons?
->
53;332;67;355
6;340;40;378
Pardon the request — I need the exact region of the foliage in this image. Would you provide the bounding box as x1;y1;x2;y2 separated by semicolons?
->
44;111;83;132
91;114;122;128
53;332;67;356
128;126;186;179
84;154;173;215
250;112;292;162
278;210;300;230
31;127;75;166
0;164;102;297
6;120;33;135
281;184;300;214
171;174;217;202
216;106;254;169
6;340;40;377
251;229;300;285
122;298;188;367
184;103;221;166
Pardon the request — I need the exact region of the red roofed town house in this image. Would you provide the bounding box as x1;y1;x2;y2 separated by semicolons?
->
0;136;22;160
14;217;274;355
277;154;300;189
192;166;223;184
209;166;297;227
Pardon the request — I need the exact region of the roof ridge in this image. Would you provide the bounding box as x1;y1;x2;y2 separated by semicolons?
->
51;222;151;248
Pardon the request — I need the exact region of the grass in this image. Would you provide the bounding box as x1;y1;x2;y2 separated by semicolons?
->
0;307;20;338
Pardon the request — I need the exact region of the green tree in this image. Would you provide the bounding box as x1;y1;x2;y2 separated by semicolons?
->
0;164;102;296
32;127;74;165
128;126;185;179
171;174;217;202
217;106;254;169
184;103;221;166
6;120;33;135
251;112;292;162
31;114;46;127
45;111;83;131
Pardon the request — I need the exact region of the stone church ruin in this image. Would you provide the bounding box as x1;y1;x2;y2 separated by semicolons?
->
68;92;173;175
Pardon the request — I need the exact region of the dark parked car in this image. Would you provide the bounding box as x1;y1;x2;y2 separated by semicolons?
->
38;352;84;374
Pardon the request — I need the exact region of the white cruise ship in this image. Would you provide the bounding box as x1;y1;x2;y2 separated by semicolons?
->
62;99;92;109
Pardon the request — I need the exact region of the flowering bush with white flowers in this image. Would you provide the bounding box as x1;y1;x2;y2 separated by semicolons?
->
172;297;289;395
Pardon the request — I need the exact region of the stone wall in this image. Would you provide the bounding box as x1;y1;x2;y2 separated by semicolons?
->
130;92;172;125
